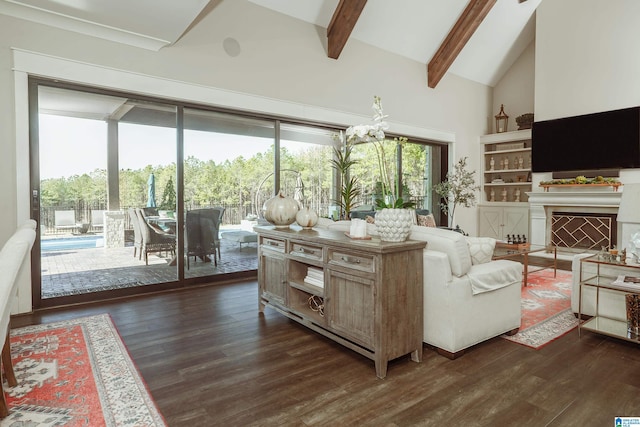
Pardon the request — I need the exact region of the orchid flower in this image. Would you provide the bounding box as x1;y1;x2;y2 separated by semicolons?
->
343;96;413;209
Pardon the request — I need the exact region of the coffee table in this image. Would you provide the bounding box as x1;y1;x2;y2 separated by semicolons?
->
492;243;557;286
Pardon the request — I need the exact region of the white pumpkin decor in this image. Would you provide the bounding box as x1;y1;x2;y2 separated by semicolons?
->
263;191;299;228
295;206;319;229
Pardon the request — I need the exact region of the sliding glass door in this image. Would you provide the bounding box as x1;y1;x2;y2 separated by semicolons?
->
182;108;275;279
34;84;179;307
30;79;448;309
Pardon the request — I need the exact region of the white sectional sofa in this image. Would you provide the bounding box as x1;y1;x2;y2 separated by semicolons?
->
0;219;36;417
315;218;523;358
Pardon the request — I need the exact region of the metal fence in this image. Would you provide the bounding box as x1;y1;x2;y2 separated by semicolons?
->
40;203;273;235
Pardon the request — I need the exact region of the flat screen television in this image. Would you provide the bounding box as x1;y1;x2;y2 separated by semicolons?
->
531;106;640;173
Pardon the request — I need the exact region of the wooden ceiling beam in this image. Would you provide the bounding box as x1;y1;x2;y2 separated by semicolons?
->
427;0;496;88
327;0;368;59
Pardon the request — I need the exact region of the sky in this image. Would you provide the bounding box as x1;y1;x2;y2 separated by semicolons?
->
38;115;277;179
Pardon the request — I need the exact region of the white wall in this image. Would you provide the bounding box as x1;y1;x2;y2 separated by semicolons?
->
493;41;536;133
0;0;494;311
534;0;640;185
535;0;640;120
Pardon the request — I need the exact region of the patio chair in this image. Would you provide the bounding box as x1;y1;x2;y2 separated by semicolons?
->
128;208;143;259
91;209;105;232
211;206;225;224
136;208;176;265
143;207;159;217
54;210;78;233
186;208;222;269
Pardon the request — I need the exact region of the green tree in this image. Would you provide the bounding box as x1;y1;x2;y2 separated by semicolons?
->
433;157;480;225
160;176;176;210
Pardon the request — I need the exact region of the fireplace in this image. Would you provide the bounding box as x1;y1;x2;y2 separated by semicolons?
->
527;189;622;250
550;212;617;250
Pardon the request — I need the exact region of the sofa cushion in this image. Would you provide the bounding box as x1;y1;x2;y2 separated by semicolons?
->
417;213;436;227
315;217;335;229
466;237;496;265
409;225;471;277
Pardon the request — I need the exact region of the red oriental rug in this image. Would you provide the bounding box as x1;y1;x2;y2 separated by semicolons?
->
502;269;579;349
1;313;166;426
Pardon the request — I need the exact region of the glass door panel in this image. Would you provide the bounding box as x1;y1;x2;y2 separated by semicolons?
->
36;85;177;303
401;141;444;223
183;108;275;279
279;123;337;218
118;105;178;283
351;139;398;208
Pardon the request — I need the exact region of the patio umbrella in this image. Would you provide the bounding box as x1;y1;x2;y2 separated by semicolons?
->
147;173;156;208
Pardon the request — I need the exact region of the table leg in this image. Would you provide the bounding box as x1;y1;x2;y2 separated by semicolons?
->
523;252;529;286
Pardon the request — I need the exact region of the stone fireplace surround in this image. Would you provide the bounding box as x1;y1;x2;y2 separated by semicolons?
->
527;189;622;251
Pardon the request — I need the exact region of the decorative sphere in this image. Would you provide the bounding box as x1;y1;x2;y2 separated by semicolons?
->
263;191;299;228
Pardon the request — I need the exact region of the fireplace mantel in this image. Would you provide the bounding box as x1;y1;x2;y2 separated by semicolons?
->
527;190;622;208
526;190;623;247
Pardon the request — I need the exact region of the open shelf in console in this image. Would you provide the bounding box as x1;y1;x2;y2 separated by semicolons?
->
287;258;325;323
288;285;325;324
288;259;324;295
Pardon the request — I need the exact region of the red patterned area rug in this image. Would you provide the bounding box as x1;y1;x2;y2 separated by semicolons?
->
502;269;579;349
1;313;166;426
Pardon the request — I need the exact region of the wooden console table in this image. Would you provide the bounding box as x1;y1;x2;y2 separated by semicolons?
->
257;226;425;378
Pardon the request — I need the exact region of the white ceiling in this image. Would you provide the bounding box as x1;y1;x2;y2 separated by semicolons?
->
0;0;211;50
0;0;541;87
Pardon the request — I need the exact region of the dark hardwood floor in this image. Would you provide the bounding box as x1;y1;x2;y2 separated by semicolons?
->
11;278;640;426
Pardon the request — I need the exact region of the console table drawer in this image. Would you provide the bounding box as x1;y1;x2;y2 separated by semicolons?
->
261;237;286;252
328;249;375;273
289;242;323;261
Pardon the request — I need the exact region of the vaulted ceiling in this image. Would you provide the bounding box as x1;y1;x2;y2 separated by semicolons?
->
0;0;541;88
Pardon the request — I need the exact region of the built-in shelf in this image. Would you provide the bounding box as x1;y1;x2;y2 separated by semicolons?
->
480;129;532;204
478;129;532;240
485;168;530;174
485;182;531;187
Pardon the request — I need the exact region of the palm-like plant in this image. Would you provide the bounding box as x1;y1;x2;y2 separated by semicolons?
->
331;139;361;220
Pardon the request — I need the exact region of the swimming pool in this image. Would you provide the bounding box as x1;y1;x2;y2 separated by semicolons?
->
41;235;104;251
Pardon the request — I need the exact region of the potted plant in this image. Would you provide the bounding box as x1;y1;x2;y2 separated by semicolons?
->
433;156;480;229
346;97;414;209
344;96;414;241
331;134;361;220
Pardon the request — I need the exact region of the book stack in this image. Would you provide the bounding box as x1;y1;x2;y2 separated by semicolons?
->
304;267;324;289
612;275;640;291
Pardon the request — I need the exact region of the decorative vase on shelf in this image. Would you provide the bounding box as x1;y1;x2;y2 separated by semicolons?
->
263;191;299;228
374;208;414;242
295;206;318;229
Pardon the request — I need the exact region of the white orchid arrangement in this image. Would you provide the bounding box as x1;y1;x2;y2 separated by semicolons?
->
345;96;414;209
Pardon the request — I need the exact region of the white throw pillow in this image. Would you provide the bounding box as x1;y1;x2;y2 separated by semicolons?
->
466;237;496;265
